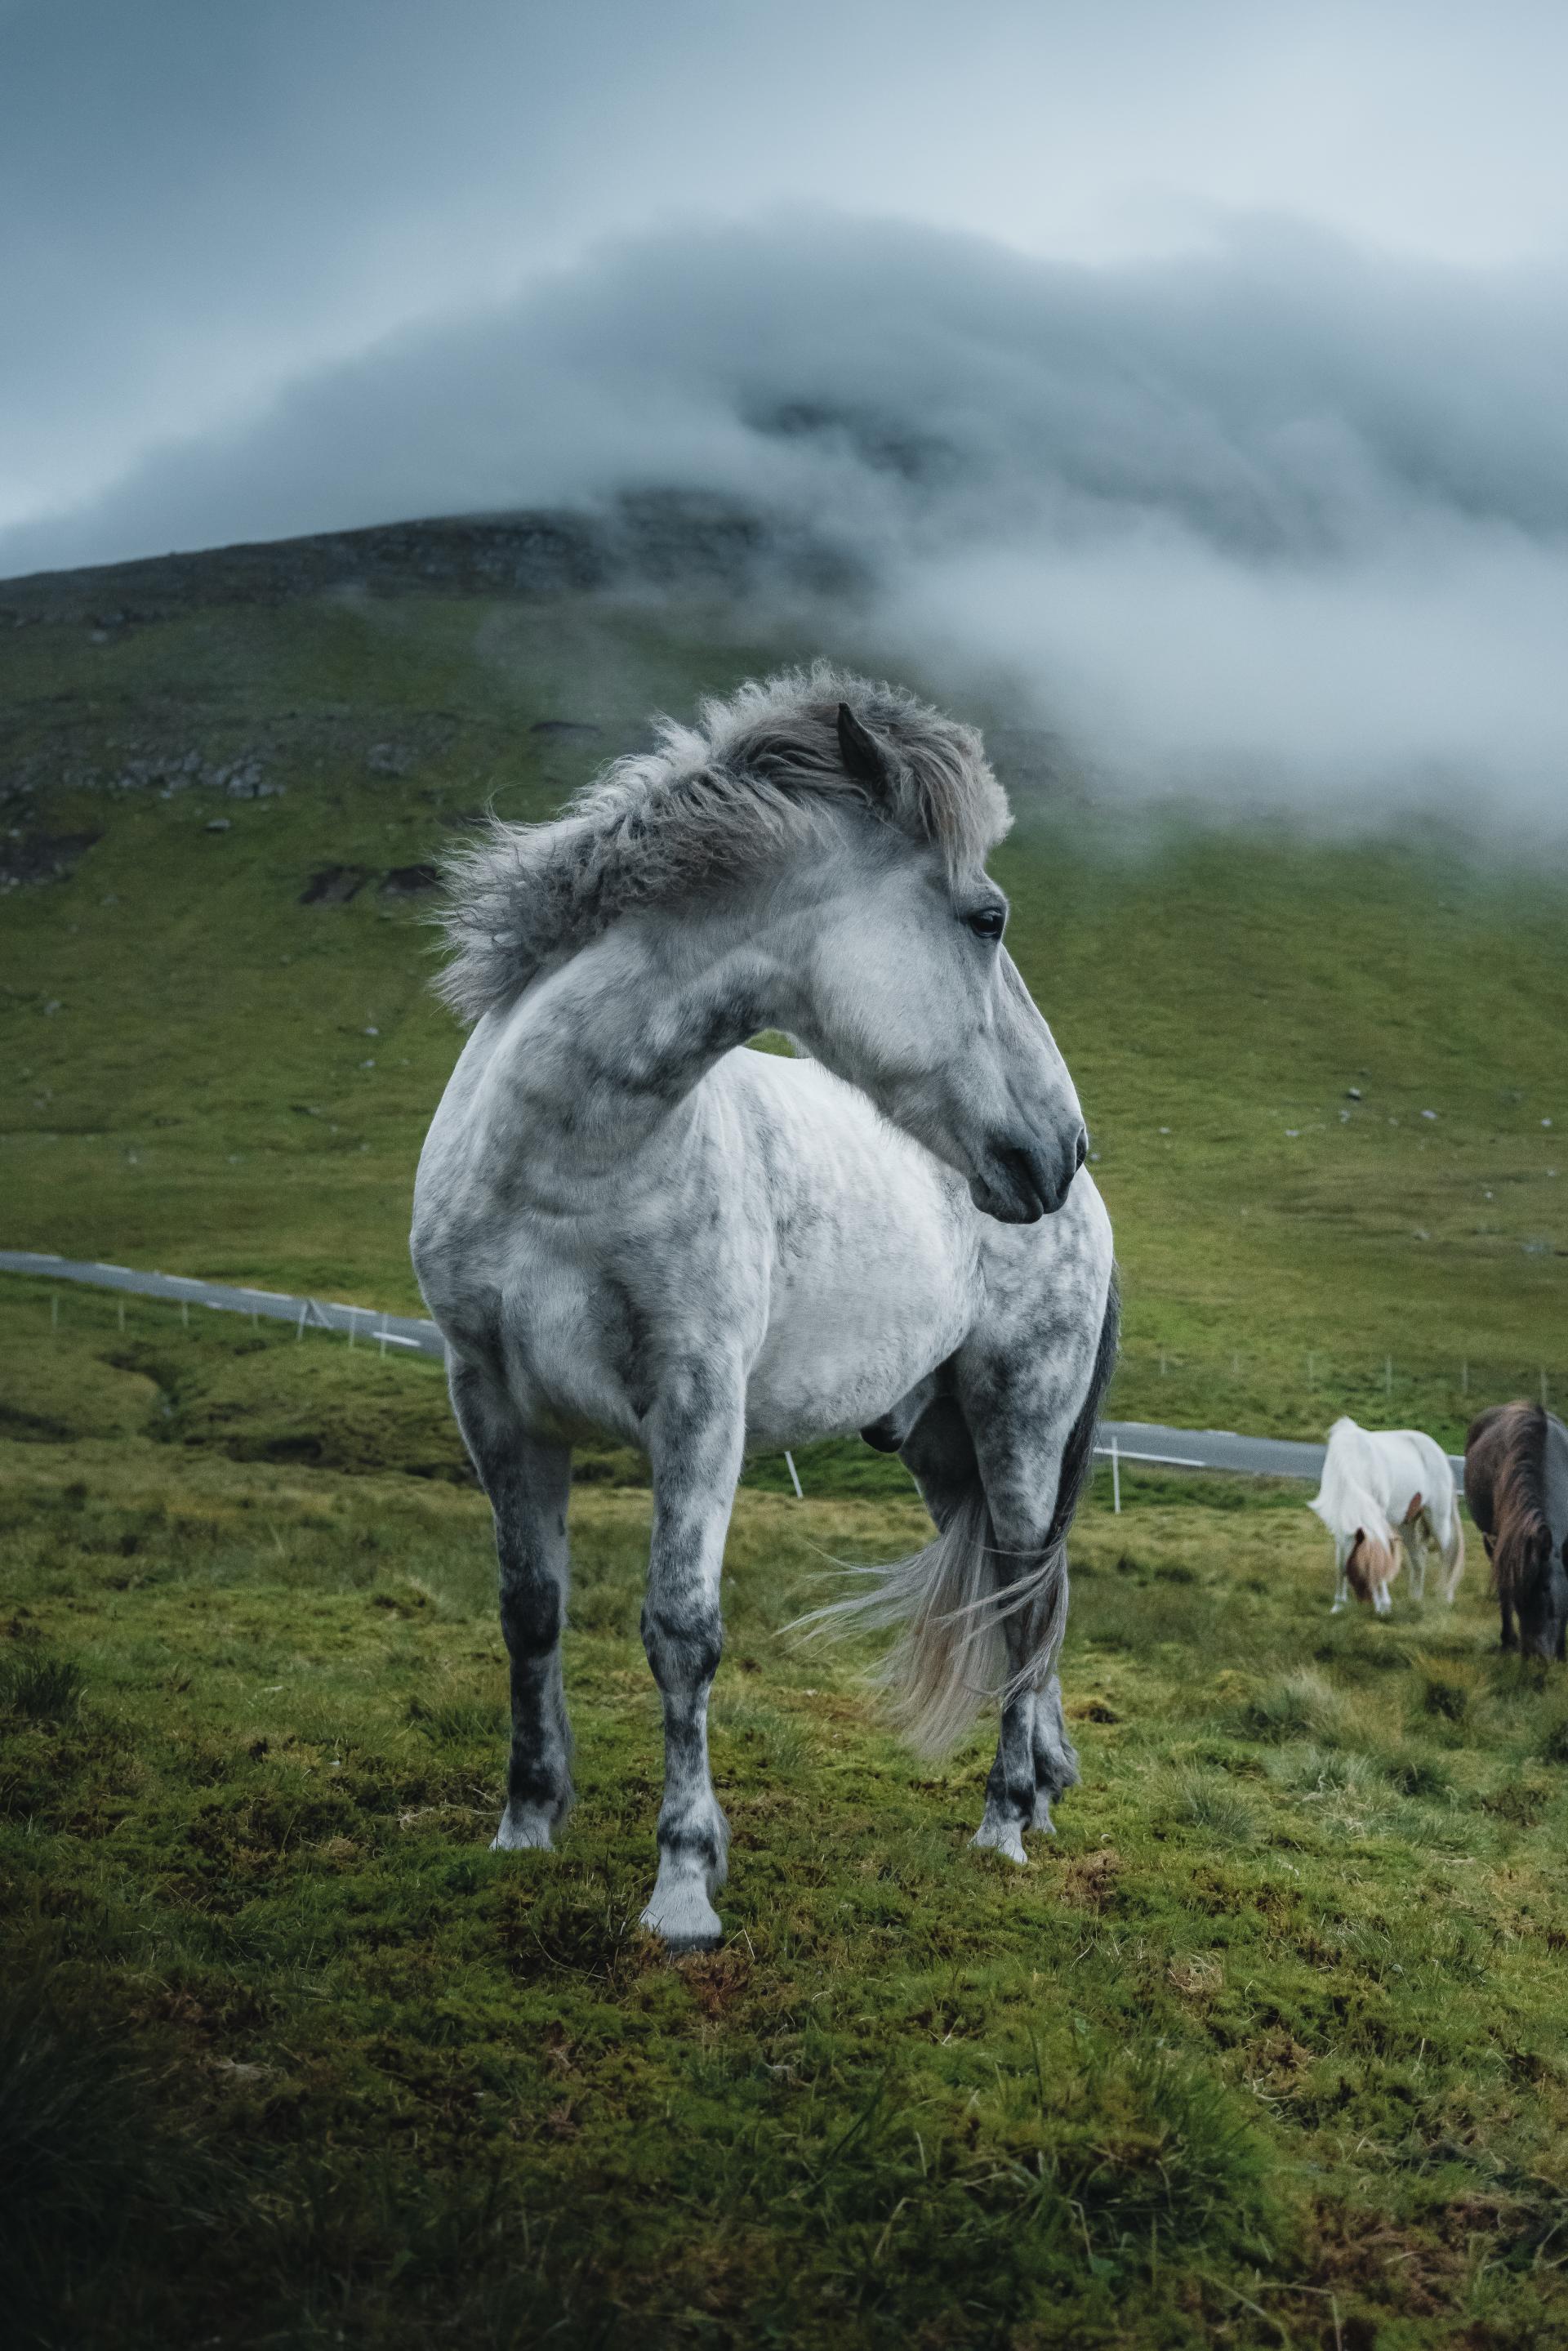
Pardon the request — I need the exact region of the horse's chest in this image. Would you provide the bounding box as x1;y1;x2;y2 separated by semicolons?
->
497;1219;767;1442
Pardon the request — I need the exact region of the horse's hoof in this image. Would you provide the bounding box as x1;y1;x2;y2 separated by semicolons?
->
492;1809;555;1851
639;1889;724;1952
971;1817;1029;1867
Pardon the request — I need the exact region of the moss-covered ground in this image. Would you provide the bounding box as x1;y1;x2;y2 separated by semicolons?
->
7;1282;1568;2349
7;567;1568;2345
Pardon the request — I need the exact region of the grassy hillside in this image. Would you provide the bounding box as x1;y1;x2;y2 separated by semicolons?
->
9;1281;1568;2349
4;542;1566;1441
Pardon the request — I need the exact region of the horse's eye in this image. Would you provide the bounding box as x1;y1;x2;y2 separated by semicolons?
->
966;905;1006;940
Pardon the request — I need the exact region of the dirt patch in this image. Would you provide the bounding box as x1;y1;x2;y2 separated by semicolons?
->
299;864;370;906
379;863;440;897
1057;1845;1122;1910
0;828;100;888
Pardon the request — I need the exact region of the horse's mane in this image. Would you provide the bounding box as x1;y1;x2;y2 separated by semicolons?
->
434;663;1011;1023
1487;1401;1550;1600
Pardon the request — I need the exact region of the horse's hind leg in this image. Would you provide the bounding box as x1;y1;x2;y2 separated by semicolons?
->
639;1364;745;1953
449;1360;573;1851
1030;1671;1080;1831
968;1405;1082;1861
896;1398;1063;1861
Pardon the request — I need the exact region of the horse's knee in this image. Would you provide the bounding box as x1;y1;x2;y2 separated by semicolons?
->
641;1599;723;1692
501;1573;564;1661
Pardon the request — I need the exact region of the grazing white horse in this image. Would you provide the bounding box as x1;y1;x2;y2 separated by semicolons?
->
412;666;1116;1951
1309;1416;1464;1615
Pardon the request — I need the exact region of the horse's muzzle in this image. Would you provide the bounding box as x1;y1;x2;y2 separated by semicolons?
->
969;1126;1086;1223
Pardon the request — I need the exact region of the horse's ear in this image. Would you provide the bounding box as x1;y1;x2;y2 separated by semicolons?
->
837;703;889;794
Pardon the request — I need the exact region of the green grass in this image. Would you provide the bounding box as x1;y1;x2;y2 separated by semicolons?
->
7;1289;1568;2347
3;582;1567;1440
8;564;1568;2344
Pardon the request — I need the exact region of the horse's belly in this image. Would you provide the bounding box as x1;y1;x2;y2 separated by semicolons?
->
743;1232;973;1446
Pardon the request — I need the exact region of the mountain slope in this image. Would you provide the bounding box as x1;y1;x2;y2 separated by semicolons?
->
4;516;1566;1440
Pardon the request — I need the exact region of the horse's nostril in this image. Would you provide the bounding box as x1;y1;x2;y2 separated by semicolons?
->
1075;1126;1088;1171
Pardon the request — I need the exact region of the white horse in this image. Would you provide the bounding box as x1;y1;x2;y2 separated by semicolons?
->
412;666;1116;1951
1309;1416;1464;1615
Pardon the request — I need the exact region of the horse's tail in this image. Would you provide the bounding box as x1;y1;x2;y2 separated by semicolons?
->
797;1269;1120;1759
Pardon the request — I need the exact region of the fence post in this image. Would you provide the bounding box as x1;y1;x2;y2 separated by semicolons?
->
296;1301;307;1341
784;1450;803;1499
181;1298;189;1330
51;1292;59;1335
378;1320;389;1359
348;1309;356;1349
1111;1438;1121;1516
1306;1350;1315;1386
1461;1359;1468;1396
1384;1356;1392;1397
118;1296;125;1333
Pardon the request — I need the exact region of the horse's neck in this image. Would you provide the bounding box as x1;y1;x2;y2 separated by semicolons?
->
485;913;793;1179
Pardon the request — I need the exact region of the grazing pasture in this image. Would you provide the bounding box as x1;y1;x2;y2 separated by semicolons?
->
7;551;1568;2344
8;1280;1568;2349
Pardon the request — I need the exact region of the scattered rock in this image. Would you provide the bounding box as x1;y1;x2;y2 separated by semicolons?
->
299;865;369;907
1345;1086;1361;1100
367;742;418;777
379;863;440;897
205;818;231;833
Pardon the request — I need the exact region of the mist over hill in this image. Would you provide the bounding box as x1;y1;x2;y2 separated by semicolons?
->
8;215;1568;829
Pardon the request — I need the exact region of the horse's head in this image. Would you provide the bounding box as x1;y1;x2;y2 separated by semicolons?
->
791;706;1086;1224
1345;1527;1396;1604
1509;1522;1568;1661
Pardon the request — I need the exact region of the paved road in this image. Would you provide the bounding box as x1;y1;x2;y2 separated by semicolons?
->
2;1247;1464;1484
0;1248;443;1358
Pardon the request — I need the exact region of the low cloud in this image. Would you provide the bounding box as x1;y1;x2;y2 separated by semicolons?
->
10;212;1568;819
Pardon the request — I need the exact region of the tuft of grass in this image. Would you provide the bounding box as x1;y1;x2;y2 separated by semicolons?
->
408;1693;504;1744
1173;1771;1261;1845
0;1653;84;1721
1381;1748;1454;1799
1235;1667;1348;1746
1413;1655;1483;1729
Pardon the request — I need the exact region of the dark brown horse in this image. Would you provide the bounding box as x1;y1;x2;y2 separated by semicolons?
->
1464;1403;1568;1658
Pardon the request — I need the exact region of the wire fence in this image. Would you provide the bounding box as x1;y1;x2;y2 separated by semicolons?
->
1111;1341;1562;1451
7;1250;1561;1504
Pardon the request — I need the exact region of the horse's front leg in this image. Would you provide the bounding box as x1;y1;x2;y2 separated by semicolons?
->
450;1363;574;1850
492;1436;575;1849
639;1367;744;1953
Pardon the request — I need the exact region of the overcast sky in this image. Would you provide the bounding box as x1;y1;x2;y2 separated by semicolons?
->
7;0;1568;810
